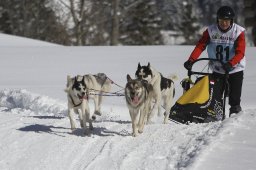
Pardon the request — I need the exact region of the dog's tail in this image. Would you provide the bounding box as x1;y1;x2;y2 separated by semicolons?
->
168;74;178;81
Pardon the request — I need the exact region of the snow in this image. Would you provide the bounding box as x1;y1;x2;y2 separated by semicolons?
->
0;33;59;47
0;33;256;170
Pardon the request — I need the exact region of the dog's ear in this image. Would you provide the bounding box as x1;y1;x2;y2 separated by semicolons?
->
127;74;132;82
65;75;72;93
138;63;141;69
74;76;80;83
64;87;69;93
66;75;72;87
147;62;151;68
67;75;71;82
76;75;84;82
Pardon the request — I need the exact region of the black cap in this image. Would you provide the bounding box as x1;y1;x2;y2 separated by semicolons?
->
217;6;235;20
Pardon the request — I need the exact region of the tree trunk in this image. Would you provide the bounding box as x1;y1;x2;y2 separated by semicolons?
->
111;0;119;45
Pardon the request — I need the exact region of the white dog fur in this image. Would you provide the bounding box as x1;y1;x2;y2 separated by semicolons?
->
125;74;153;137
64;73;111;136
135;63;178;124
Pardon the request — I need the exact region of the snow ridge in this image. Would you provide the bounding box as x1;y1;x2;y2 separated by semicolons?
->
0;89;66;116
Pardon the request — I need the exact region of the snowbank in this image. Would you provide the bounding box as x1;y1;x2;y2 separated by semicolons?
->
0;33;59;47
0;89;66;116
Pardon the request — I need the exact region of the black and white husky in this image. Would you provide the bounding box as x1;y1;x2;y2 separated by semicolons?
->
135;63;177;124
125;74;153;137
64;73;112;136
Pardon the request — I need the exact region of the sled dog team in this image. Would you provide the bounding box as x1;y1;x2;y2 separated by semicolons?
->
64;63;177;137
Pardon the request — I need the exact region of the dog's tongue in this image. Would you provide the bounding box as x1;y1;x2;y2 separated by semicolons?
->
78;95;86;100
132;96;139;104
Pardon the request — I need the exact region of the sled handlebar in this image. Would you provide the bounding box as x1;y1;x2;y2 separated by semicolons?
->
187;58;227;76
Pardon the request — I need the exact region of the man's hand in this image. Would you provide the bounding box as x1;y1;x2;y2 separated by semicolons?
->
223;62;233;72
184;60;193;70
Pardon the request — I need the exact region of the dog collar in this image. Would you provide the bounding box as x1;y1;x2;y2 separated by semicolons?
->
69;94;87;107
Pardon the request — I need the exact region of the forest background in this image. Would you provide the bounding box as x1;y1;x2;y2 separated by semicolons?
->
0;0;255;46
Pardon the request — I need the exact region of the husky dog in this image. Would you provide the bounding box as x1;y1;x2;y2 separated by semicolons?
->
125;74;153;137
64;73;112;136
135;63;177;124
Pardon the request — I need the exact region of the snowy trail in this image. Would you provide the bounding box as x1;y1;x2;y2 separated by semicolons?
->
190;109;256;170
0;35;255;170
0;89;228;170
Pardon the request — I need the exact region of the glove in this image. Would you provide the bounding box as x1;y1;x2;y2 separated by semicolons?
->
184;60;193;70
223;62;233;72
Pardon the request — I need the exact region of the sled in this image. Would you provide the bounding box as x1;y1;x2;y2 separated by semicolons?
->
169;58;229;124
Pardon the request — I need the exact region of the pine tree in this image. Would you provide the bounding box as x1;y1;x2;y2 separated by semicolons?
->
0;0;70;45
120;0;163;45
178;1;201;44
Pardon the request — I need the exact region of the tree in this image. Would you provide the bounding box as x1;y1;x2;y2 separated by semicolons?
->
178;1;201;44
0;0;70;45
111;0;119;45
0;10;12;34
58;0;113;45
158;0;202;44
244;0;256;46
119;0;163;45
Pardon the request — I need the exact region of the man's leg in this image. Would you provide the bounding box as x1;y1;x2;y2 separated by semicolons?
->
228;71;243;115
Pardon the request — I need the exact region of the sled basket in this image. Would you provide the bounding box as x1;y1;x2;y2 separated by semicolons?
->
169;58;229;124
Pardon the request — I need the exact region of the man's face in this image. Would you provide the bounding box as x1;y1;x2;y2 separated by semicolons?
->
218;18;231;31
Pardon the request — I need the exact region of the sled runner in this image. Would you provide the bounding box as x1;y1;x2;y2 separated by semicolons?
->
169;58;229;124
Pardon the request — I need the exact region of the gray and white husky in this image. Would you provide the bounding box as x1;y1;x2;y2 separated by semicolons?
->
135;63;177;124
64;73;112;136
125;74;153;137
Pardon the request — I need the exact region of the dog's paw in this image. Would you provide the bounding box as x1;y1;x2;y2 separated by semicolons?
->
146;120;154;124
132;132;138;137
163;119;169;124
94;111;102;116
164;115;170;124
157;112;162;117
71;128;76;133
92;115;96;120
138;130;143;134
132;134;137;137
